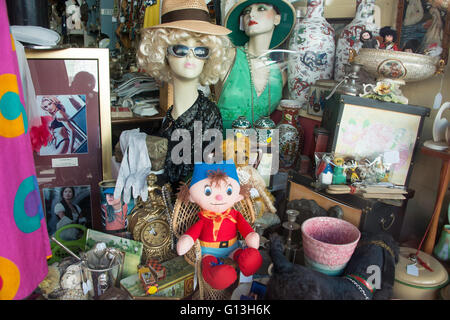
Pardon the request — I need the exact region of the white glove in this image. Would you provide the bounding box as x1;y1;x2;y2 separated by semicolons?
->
127;132;151;202
114;146;130;202
114;130;152;203
114;129;137;202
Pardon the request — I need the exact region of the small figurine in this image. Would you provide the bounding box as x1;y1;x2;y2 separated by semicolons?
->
65;0;82;30
423;42;443;57
319;162;333;185
344;159;360;183
138;265;158;295
402;39;420;53
360;30;379;49
332;166;347;185
379;26;399;51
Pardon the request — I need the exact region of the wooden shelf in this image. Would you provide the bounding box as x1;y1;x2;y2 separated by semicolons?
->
298;108;322;122
111;111;164;125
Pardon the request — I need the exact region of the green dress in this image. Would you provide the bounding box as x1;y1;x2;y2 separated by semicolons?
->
217;46;283;130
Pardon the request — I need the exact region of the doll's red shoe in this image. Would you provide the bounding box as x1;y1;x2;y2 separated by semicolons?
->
233;248;263;276
201;255;237;290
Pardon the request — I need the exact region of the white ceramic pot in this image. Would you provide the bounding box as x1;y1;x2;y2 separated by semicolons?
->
287;0;335;108
393;247;449;300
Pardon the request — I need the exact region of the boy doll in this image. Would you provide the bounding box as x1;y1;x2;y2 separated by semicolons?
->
379;26;399;51
176;162;262;290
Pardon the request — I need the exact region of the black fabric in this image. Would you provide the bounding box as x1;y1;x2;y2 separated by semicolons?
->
159;90;223;190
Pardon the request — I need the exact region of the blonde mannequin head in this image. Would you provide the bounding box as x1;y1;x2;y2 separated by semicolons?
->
137;28;233;86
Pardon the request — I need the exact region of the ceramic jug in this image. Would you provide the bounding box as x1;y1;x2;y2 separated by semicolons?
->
287;1;335;108
334;0;379;82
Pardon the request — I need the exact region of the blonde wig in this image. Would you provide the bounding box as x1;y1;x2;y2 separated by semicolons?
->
137;28;234;86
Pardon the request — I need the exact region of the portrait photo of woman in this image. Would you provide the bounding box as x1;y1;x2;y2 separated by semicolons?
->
37;94;88;155
43;185;91;241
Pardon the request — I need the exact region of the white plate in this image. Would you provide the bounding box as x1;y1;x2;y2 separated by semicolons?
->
423;140;449;151
11;26;60;46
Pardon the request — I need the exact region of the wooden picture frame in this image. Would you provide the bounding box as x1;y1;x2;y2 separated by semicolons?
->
26;48;112;231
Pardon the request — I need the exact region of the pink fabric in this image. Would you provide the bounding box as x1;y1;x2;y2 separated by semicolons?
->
0;0;51;300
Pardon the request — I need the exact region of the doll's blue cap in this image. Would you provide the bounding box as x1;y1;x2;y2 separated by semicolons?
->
190;161;240;187
103;187;115;194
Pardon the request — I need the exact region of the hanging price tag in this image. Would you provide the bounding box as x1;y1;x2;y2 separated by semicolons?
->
433;74;444;109
406;263;419;277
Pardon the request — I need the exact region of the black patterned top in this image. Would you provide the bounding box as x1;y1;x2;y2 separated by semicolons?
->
159;90;223;190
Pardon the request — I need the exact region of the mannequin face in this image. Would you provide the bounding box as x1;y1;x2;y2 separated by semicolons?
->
167;37;206;82
241;3;281;38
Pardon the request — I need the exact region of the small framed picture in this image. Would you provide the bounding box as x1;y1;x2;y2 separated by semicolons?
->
43;185;92;239
36;94;88;156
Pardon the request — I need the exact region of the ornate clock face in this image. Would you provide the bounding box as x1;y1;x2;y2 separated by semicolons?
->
141;219;170;248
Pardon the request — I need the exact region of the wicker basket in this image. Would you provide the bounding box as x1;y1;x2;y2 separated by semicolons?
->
172;197;256;300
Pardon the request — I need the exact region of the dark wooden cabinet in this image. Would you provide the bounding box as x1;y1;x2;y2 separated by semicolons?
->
287;172;413;241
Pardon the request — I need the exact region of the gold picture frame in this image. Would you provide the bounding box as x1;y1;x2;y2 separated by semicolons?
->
26;48;112;230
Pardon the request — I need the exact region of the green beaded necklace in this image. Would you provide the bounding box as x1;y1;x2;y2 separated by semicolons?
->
244;42;271;126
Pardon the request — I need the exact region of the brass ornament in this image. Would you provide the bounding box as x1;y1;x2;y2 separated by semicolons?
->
127;174;175;262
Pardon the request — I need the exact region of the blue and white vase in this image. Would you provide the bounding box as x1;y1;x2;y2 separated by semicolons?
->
287;0;335;108
334;0;379;82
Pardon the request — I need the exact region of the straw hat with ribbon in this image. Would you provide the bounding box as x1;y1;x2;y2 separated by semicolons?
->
145;0;231;35
224;0;295;49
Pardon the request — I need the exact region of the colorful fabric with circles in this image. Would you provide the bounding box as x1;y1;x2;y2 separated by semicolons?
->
0;0;51;300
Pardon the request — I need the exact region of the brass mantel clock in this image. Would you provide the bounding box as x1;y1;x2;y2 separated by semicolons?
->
128;174;175;262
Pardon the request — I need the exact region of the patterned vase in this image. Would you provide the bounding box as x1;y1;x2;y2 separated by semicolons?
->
231;115;252;137
277;100;304;170
254;116;276;146
287;1;335;108
334;0;379;81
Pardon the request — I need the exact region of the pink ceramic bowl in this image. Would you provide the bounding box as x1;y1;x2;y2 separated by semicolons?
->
301;217;361;275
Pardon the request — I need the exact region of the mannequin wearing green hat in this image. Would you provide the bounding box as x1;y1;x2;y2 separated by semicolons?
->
216;0;295;130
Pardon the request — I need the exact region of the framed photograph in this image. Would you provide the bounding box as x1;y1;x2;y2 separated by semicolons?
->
396;0;449;59
37;94;88;155
26;48;112;231
43;185;92;237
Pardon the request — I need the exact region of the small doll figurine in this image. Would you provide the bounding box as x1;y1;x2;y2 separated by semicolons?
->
360;30;379;49
402;39;420;53
379;26;399;51
176;162;263;290
331;158;346;185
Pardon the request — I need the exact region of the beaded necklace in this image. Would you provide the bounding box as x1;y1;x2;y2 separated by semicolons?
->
244;43;271;125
